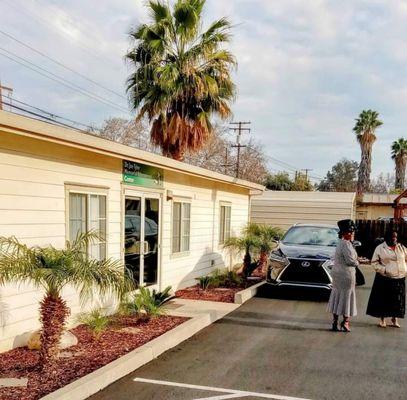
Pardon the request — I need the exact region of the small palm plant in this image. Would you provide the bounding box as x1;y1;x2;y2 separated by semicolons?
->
120;286;171;319
77;308;111;340
223;235;260;278
244;223;283;273
391;138;407;190
0;232;132;367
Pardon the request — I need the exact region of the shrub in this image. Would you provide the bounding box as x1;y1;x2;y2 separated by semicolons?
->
196;275;214;290
120;286;172;319
196;269;243;290
77;308;111;339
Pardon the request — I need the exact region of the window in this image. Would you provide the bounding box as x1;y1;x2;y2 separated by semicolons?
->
219;204;231;244
172;201;191;253
69;192;107;260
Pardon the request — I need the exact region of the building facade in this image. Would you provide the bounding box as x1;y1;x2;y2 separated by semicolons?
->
0;111;263;351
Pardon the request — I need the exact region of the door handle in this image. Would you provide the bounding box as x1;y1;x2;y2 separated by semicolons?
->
143;241;149;254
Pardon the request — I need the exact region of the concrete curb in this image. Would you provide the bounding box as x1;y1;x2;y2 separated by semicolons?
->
40;308;230;400
234;281;265;304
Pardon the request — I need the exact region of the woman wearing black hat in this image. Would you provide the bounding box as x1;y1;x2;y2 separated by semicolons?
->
366;230;406;328
327;219;359;332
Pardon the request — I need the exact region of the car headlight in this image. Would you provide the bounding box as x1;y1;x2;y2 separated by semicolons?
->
269;249;289;268
322;260;334;270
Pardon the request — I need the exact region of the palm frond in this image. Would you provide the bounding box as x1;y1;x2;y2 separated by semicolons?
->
126;0;235;160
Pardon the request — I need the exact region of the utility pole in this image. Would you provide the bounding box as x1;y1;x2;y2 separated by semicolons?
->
0;81;13;111
221;147;233;175
301;169;313;181
230;121;251;178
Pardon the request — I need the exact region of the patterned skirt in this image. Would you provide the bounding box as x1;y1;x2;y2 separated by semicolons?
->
366;273;406;318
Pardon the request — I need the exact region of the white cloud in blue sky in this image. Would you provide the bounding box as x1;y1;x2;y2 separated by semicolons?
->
1;0;406;180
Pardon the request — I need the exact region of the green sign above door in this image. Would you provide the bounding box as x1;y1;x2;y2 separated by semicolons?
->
123;160;164;188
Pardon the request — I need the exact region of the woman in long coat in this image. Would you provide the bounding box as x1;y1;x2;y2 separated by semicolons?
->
366;230;406;328
327;219;359;332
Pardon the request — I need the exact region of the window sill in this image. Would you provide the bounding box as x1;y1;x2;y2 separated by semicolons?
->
170;251;191;260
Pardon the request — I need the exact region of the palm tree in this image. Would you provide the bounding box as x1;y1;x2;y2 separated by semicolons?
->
353;110;383;195
244;223;283;273
126;0;236;161
0;233;131;367
223;235;259;278
391;138;407;190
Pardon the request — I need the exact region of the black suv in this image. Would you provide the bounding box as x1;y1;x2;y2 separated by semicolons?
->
266;224;339;292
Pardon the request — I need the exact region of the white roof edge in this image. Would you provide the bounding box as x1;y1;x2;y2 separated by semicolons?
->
0;110;264;191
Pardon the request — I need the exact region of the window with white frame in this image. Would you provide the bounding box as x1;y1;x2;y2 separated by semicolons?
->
172;201;191;253
219;204;231;244
68;192;107;260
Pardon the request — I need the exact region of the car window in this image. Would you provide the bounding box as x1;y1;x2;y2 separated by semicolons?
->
282;226;339;247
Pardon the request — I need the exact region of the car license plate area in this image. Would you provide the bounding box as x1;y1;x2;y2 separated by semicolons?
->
279;259;330;284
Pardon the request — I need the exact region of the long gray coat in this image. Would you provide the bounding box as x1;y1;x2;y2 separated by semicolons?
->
327;239;358;317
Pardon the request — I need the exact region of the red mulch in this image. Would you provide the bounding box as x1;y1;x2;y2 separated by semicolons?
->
0;315;187;400
175;278;262;303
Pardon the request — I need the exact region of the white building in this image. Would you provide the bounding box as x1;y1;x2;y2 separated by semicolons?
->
0;110;263;351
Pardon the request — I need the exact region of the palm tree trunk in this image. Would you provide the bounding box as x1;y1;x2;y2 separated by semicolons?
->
357;143;372;195
395;158;406;190
259;251;268;275
39;293;70;367
241;251;252;278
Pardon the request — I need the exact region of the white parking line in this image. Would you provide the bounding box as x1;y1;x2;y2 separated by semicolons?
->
133;377;313;400
194;395;247;400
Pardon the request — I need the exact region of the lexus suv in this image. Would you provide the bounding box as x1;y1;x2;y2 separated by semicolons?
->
266;224;340;292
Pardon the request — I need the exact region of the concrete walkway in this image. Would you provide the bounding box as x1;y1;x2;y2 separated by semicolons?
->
164;298;240;319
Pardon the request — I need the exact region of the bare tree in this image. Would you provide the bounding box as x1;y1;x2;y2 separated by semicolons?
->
96;119;268;184
97;117;159;153
370;173;396;194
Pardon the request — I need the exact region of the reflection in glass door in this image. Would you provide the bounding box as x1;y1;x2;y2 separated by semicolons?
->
143;198;159;286
124;195;159;287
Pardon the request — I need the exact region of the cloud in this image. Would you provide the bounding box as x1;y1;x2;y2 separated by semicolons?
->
1;0;406;179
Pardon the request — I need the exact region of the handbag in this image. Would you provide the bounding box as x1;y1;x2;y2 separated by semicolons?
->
355;266;365;286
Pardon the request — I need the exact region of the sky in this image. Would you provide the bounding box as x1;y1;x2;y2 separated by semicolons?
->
1;0;407;182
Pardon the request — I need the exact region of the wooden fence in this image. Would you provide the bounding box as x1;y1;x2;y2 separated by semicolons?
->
355;219;407;259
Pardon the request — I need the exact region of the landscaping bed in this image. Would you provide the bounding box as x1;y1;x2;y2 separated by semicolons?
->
0;314;187;400
175;279;260;303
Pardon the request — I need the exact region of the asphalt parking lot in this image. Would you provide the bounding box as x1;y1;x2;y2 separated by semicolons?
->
90;266;407;400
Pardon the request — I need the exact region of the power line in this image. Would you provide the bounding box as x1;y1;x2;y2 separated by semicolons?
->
9;97;98;131
2;101;94;132
0;29;126;100
0;48;130;114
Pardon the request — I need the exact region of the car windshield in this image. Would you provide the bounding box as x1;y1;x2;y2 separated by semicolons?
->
282;226;339;247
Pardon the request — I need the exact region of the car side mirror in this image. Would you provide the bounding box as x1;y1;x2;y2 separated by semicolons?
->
352;240;362;247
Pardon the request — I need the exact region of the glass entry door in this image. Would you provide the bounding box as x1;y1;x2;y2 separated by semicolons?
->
124;194;160;287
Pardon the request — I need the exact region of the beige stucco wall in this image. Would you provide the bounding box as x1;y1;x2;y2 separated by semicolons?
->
0;131;250;351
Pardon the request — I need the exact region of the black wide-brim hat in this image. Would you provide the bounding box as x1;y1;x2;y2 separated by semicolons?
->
337;219;356;233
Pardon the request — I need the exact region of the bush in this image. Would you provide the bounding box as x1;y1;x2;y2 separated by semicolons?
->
196;275;214;290
120;286;172;319
196;269;243;290
77;308;111;339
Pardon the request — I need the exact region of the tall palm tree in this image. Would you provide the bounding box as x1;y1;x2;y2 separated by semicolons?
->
0;233;131;368
244;223;283;273
391;138;407;190
353;110;383;195
126;0;236;161
223;235;260;278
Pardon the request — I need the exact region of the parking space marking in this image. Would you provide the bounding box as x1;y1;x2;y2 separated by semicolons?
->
133;377;313;400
